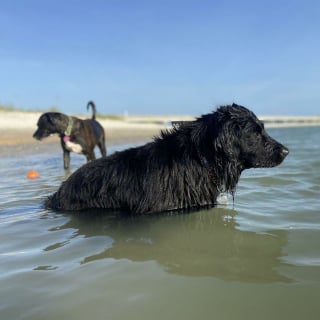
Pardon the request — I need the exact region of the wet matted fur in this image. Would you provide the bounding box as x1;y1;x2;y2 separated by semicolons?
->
46;103;289;214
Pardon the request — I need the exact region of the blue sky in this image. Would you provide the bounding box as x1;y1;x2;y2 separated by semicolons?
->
0;0;319;115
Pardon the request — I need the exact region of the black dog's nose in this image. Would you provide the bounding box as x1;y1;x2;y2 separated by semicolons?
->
281;147;289;157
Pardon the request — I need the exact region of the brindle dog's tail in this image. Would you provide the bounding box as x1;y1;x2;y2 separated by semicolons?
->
87;101;97;120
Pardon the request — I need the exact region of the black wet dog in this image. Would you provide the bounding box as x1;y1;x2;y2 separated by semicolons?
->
46;103;289;213
33;101;107;169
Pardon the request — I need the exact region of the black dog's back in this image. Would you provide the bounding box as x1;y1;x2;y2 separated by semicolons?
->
46;104;289;214
46;132;218;213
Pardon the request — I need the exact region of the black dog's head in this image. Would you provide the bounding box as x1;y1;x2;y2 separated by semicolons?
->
213;103;289;169
192;103;289;171
33;112;66;140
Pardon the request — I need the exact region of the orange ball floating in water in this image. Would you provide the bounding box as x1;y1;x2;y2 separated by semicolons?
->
27;170;40;179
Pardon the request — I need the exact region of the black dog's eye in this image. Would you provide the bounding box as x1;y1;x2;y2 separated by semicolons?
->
253;131;260;138
253;125;263;137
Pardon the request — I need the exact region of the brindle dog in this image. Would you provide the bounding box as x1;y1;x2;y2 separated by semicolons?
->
33;101;106;169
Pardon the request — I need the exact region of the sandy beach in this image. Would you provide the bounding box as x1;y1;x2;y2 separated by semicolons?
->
0;111;173;144
0;111;193;156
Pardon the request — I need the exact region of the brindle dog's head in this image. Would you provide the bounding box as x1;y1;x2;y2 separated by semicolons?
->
33;113;67;140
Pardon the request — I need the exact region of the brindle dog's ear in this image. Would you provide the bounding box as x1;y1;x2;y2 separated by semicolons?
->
46;113;55;125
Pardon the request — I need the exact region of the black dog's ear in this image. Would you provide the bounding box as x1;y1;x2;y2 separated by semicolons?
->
213;118;241;161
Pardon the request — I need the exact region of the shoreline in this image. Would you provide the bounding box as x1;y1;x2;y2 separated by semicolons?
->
1;110;319;151
0;127;161;146
0;111;169;150
0;127;161;158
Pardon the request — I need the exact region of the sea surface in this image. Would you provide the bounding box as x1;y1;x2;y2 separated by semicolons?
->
0;126;320;320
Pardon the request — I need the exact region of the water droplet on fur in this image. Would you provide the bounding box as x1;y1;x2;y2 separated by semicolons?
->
216;193;228;205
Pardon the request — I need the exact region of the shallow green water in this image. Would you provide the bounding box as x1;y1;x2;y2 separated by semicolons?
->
1;127;320;320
